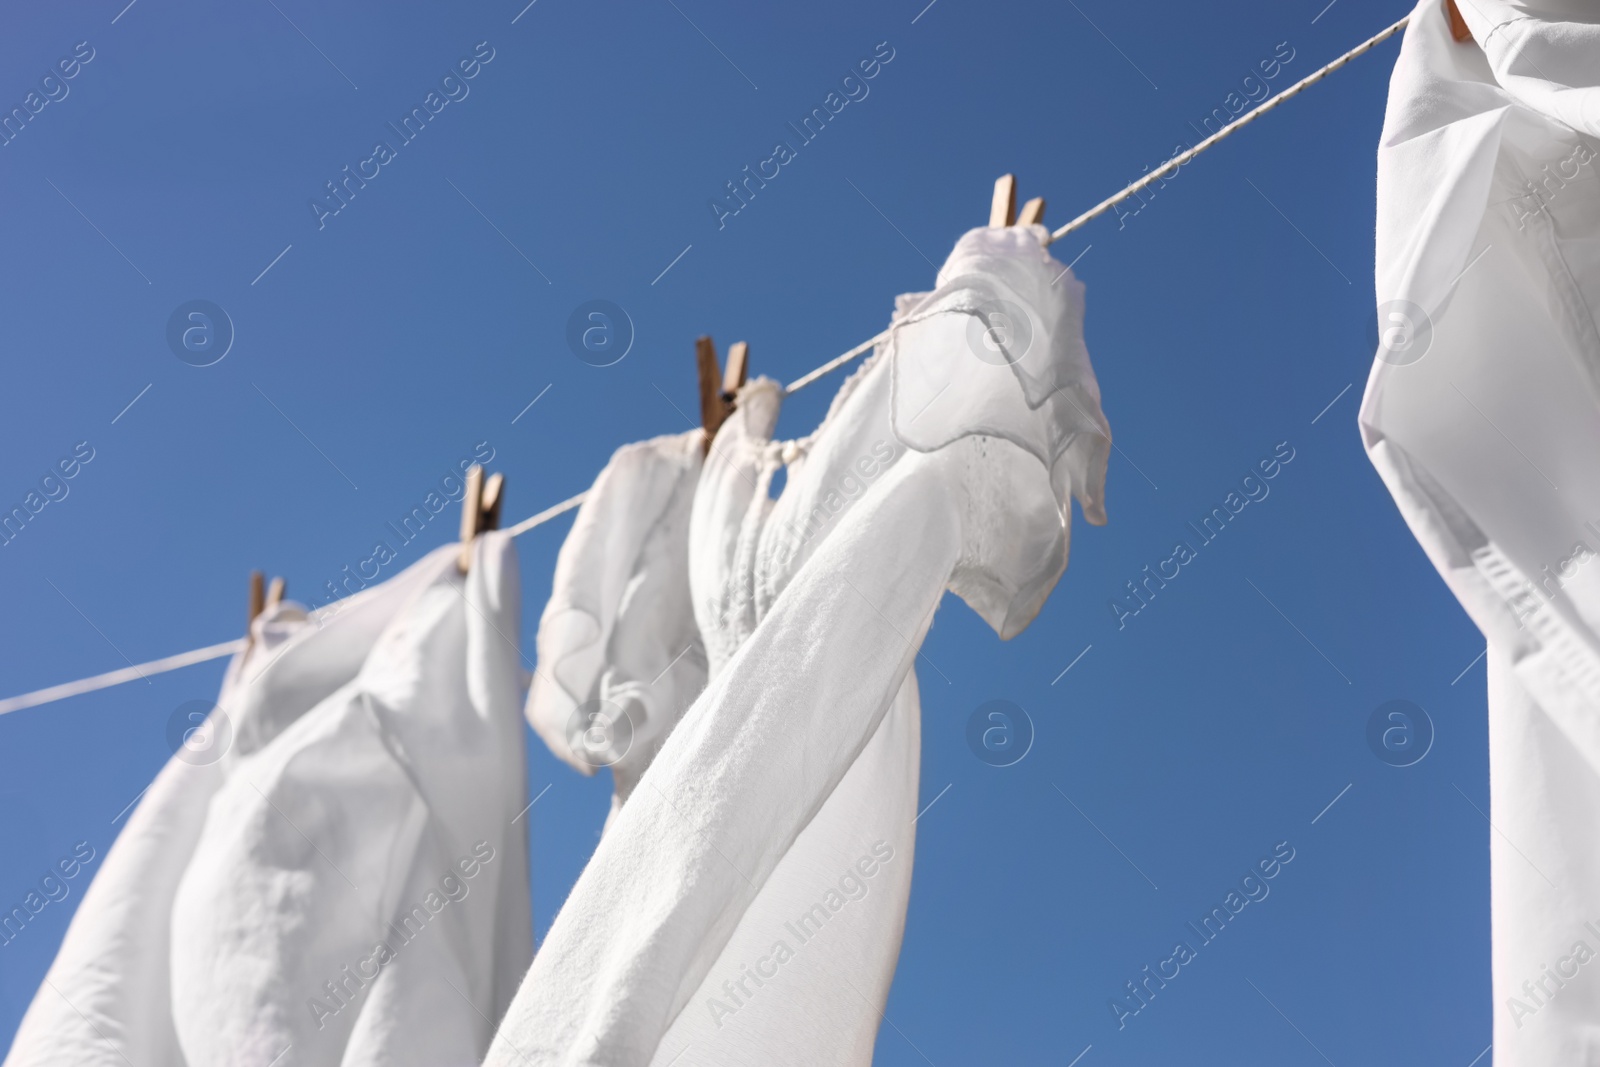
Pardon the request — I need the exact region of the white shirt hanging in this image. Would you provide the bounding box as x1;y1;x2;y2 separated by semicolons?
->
1361;1;1600;1060
485;222;1111;1066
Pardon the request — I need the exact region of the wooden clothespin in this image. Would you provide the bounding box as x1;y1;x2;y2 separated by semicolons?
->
723;341;749;403
990;174;1017;227
1444;0;1471;43
458;465;506;573
992;174;1046;229
248;571;265;629
246;571;287;648
697;336;727;447
247;572;287;625
697;336;752;452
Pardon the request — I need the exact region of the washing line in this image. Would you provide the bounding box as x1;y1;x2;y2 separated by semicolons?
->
0;13;1411;718
786;13;1409;394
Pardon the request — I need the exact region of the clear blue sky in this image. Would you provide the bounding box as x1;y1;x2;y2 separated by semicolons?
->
0;0;1489;1063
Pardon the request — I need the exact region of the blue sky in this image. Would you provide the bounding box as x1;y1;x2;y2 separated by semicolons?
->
0;0;1492;1063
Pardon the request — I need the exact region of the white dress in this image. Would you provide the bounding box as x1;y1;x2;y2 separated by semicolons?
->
524;430;708;827
485;222;1111;1066
1360;2;1600;1061
652;366;925;1067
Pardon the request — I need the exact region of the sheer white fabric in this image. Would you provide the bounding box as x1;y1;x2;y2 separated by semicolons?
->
524;430;707;823
1360;2;1600;1060
888;224;1111;540
485;223;1110;1066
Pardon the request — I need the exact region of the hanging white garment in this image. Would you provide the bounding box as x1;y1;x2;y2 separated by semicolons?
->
1360;2;1600;1061
165;536;527;1067
484;222;1110;1067
650;373;923;1067
2;604;311;1067
524;430;707;827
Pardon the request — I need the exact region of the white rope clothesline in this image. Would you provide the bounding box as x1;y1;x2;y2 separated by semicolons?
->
0;14;1412;719
782;14;1411;395
503;490;589;538
1046;13;1410;243
0;640;248;717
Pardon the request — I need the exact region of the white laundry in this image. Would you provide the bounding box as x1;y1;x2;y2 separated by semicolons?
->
1360;2;1600;1061
485;222;1110;1067
167;536;531;1067
651;373;923;1067
524;430;707;828
3;603;311;1067
8;535;533;1067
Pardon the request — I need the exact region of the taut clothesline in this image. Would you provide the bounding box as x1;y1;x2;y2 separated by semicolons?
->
0;13;1411;718
783;13;1410;392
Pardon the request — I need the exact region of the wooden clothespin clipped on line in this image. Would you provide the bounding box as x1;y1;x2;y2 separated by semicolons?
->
990;174;1046;228
1444;0;1471;43
246;570;286;649
458;464;505;573
696;335;750;453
